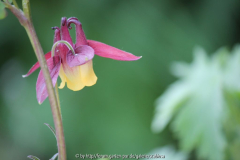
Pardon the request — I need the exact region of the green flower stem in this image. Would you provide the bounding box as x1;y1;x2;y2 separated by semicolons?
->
24;22;66;160
55;82;62;116
5;1;66;160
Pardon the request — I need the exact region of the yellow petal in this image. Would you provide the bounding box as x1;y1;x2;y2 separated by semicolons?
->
59;60;97;91
80;60;97;86
64;65;85;91
58;65;66;89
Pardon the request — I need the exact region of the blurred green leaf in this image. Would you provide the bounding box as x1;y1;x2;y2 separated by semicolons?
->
27;155;40;160
224;115;240;160
151;46;240;160
0;2;7;20
152;47;210;133
172;48;228;160
151;81;191;133
224;90;240;160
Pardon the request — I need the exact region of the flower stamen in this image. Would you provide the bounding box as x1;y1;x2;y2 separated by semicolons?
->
51;40;76;57
52;26;60;30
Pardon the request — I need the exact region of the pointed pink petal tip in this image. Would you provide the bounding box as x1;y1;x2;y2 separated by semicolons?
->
22;51;52;78
67;17;88;46
136;56;142;60
22;74;28;78
87;40;141;61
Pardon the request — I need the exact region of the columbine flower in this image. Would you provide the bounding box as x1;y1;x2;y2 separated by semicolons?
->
23;17;141;104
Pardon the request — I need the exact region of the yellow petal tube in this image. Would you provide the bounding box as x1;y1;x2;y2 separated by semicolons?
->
59;60;97;91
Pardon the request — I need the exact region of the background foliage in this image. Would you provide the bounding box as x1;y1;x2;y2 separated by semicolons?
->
1;0;240;159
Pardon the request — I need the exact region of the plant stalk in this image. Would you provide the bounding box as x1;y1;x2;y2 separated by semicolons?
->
24;22;66;160
5;1;66;159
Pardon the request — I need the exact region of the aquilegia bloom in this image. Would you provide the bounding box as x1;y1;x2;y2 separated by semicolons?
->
23;17;141;104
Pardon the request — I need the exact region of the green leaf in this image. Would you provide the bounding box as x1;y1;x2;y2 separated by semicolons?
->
224;90;240;160
44;123;56;140
151;81;192;133
50;153;58;160
152;47;209;133
0;2;7;20
152;47;231;160
27;155;40;160
172;82;226;160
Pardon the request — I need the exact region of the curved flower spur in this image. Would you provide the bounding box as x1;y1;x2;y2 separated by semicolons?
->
23;17;141;104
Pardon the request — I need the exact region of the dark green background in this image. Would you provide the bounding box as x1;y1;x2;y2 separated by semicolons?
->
0;0;240;159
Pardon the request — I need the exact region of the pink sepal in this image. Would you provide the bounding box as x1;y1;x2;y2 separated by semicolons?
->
66;45;94;67
61;17;73;47
36;56;61;104
22;51;52;78
87;40;142;61
67;17;88;47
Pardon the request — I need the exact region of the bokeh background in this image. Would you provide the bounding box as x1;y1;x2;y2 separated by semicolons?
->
1;0;240;160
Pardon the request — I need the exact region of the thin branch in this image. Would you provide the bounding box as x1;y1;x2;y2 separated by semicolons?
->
6;1;66;160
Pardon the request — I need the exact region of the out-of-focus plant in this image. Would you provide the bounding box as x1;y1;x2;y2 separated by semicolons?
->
152;45;240;160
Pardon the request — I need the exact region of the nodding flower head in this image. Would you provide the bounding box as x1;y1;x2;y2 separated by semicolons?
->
23;17;142;104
